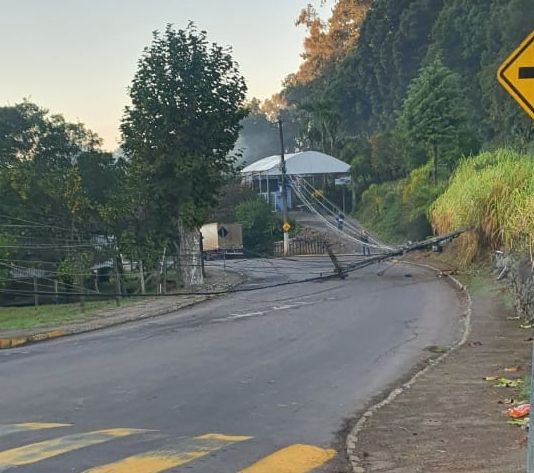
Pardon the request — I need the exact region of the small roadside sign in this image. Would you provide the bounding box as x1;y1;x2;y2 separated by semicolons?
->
498;30;534;121
282;222;291;233
335;176;351;186
218;226;229;238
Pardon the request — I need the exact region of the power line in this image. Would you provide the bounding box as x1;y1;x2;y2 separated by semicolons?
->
0;213;77;233
290;178;390;251
290;176;393;250
0;227;468;300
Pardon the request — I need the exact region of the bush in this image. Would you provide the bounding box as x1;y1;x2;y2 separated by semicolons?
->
235;199;278;256
431;149;534;263
357;162;444;243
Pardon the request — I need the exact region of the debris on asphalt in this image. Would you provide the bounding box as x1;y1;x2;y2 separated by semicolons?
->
495;378;524;388
504;366;521;373
507;404;530;419
498;398;516;405
426;345;448;353
351;270;530;472
483;376;524;388
508;417;529;429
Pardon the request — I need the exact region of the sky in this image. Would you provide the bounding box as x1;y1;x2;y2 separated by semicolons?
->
0;0;336;150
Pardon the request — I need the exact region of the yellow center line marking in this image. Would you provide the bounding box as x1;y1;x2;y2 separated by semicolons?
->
0;422;71;437
83;432;252;473
0;428;149;468
239;444;336;473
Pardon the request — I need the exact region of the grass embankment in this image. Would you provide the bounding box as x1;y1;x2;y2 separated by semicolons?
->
357;149;534;258
357;162;444;243
0;300;127;331
431;149;534;264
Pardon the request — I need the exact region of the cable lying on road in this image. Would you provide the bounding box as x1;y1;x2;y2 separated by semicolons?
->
0;228;467;299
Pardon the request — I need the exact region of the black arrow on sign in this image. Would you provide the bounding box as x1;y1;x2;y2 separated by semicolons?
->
519;67;534;79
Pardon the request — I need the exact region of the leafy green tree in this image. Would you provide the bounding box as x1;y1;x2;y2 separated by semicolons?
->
208;175;257;223
0;102;113;230
298;100;342;155
293;0;372;85
121;24;247;240
0;102;122;287
396;56;472;183
235;199;278;256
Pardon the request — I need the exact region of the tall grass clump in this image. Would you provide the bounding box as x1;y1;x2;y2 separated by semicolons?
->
358;162;444;243
431;149;534;263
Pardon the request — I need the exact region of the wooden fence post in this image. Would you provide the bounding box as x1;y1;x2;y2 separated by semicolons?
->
33;276;39;308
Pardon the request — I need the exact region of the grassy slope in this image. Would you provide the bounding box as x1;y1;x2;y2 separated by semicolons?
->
431;149;534;263
0;300;124;331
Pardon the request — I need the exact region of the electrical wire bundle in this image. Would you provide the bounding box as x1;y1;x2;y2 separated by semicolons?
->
287;175;395;253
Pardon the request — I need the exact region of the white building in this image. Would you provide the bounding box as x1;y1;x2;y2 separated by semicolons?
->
241;151;351;210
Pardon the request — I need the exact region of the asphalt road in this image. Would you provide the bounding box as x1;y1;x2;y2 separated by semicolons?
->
0;258;463;472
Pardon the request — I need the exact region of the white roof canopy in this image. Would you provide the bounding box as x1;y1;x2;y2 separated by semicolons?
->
241;151;350;176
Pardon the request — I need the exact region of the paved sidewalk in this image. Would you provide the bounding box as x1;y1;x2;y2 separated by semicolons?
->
0;266;244;348
348;263;530;472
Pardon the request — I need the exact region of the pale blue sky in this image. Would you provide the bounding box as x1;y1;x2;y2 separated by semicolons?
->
0;1;335;149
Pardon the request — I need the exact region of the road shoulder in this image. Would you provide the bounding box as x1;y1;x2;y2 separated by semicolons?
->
346;264;529;472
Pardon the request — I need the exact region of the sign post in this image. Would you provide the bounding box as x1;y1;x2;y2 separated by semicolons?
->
497;29;534;473
278;119;290;256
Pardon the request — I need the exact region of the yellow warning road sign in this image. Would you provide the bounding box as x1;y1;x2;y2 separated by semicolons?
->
282;223;291;233
498;30;534;121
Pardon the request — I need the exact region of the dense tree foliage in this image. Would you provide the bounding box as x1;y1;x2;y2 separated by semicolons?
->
0;102;124;291
0;102;123;234
0;24;249;294
396;56;477;183
268;0;534;241
122;24;247;235
291;0;372;85
235;199;278;256
281;0;533;168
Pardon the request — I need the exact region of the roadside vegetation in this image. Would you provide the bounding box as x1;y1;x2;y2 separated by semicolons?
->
238;0;533;251
431;149;534;264
0;24;247;306
356;162;445;243
1;1;533;311
0;300;128;331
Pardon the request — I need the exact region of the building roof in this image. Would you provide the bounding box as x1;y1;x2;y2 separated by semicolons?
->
241;151;350;176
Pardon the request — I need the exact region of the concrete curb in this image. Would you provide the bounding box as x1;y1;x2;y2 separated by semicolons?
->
346;261;473;472
0;297;208;350
0;329;68;349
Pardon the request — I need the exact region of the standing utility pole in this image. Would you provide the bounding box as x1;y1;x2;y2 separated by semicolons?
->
278;119;289;256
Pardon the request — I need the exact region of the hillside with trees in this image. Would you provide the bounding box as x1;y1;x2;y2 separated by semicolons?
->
255;0;534;244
